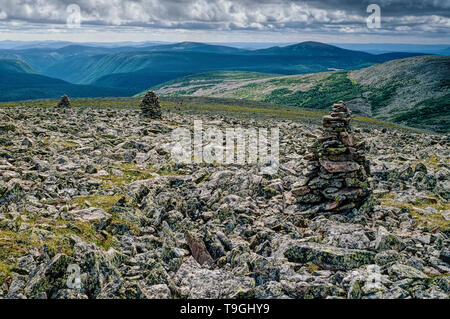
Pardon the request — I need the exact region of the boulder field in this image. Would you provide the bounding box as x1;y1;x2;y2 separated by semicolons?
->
0;103;448;299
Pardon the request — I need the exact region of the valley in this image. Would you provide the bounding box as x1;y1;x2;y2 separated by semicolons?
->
0;41;424;93
150;56;450;133
0;41;448;133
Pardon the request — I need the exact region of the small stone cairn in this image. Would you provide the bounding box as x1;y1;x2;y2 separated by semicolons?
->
140;90;162;119
56;94;71;108
295;101;371;213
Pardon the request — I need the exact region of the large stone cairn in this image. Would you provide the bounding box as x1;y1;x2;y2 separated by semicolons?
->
296;101;371;213
56;94;71;108
140;90;162;119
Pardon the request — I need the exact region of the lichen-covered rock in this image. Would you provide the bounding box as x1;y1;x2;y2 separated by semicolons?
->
140;284;172;299
412;171;437;191
283;242;375;270
24;253;73;299
387;263;429;280
53;289;89;299
375;286;409;299
0;183;23;206
374;250;399;266
70;236;124;299
435;276;450;293
67;207;111;225
434;181;450;201
374;226;404;251
322;222;371;250
439;248;450;264
173;257;254;298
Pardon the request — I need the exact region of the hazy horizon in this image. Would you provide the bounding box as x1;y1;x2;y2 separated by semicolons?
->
1;39;448;55
1;40;449;45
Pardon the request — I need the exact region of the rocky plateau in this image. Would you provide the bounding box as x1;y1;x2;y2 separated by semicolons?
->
0;103;449;299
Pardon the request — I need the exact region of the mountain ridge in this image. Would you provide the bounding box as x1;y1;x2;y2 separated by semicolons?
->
149;55;449;133
0;59;37;74
0;59;135;102
35;42;427;92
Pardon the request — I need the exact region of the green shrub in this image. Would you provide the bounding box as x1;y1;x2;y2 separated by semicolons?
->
391;94;450;133
263;71;363;109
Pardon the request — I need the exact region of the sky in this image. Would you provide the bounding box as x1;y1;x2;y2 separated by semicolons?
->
0;0;449;44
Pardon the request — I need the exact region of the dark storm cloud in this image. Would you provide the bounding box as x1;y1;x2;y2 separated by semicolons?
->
0;0;448;34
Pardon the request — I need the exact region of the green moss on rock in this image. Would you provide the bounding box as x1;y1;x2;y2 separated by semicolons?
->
284;242;375;270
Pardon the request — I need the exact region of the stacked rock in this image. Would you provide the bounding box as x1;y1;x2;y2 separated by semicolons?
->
56;94;71;108
295;101;371;213
140;90;162;119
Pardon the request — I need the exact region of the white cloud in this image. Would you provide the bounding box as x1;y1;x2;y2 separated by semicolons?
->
0;10;7;20
0;0;444;29
0;0;448;42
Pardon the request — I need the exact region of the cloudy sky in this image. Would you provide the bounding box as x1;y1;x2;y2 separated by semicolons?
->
0;0;449;43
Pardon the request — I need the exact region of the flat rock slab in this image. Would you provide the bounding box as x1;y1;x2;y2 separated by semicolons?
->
322;115;350;125
174;257;253;298
320;159;360;173
283;242;375;270
388;263;429;280
70;207;111;223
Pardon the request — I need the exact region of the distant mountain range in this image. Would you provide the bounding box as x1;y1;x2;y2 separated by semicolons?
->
2;40;449;53
0;59;36;74
0;59;134;102
332;43;450;55
0;40;448;132
0;40;168;50
149;55;450;133
0;41;428;99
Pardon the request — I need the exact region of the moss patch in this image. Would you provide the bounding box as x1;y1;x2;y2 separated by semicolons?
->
0;211;117;282
71;194;123;211
380;197;450;232
98;164;155;189
0;259;12;287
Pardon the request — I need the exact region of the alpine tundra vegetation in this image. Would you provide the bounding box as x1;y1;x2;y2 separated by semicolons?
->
150;56;450;133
